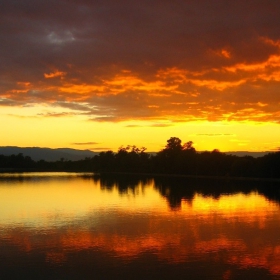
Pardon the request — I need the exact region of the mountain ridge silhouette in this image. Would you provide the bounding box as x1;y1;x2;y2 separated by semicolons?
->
0;146;98;161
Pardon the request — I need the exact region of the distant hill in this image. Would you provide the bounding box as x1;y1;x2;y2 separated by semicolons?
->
0;147;272;162
225;151;270;158
0;147;98;161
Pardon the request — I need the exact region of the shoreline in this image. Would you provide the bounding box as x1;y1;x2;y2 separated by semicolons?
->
1;169;280;183
97;171;280;183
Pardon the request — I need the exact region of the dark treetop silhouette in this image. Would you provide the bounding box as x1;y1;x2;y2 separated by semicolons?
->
0;137;280;180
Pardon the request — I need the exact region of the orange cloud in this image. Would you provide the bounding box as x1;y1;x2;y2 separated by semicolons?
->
44;71;66;79
224;54;280;81
1;1;280;126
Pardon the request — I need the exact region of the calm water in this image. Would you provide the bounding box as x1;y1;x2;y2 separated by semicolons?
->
0;172;280;280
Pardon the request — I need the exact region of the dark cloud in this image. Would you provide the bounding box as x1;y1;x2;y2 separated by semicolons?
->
150;123;173;127
91;147;113;151
125;123;173;128
1;0;280;123
0;98;16;106
72;142;100;145
37;112;74;118
125;125;142;128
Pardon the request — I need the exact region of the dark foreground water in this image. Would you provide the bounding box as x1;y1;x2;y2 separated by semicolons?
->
0;172;280;280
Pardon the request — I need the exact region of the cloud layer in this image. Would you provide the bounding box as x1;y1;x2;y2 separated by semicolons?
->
1;0;280;123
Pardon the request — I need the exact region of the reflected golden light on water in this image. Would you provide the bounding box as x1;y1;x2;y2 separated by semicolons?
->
0;174;166;227
1;176;277;228
0;174;280;277
184;192;275;219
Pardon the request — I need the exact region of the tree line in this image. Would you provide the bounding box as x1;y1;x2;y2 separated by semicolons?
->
0;137;280;179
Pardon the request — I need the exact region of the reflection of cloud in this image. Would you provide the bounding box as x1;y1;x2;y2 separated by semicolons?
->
2;221;280;276
45;251;67;265
194;238;246;257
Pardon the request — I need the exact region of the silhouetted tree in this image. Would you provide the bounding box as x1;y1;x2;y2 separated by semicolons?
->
154;137;196;174
1;137;280;180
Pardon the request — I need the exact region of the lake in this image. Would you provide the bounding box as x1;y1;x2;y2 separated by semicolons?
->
0;172;280;279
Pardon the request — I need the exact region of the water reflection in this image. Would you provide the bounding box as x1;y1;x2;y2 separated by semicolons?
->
153;176;280;210
0;172;280;279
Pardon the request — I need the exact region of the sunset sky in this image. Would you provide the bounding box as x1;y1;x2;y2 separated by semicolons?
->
1;0;280;152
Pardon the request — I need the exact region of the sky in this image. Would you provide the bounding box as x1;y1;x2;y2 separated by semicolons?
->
1;0;280;152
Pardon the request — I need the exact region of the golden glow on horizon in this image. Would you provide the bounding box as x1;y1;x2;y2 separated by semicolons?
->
1;104;280;151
